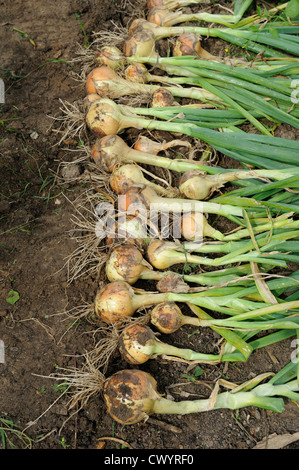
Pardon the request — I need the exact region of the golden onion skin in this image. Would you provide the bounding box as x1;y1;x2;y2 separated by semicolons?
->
106;245;146;284
150;301;184;333
94;281;135;324
151;88;174;107
119;324;156;364
103;369;160;424
86;101;120;137
179;170;214;200
91;135;121;171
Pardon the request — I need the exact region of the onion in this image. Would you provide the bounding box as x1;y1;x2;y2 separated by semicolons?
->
118;322;222;364
125;62;149;83
86;65;216;104
118;324;159;364
91;134;208;174
181;211;222;240
103;368;291;424
173;32;216;59
150;301;199;333
118;185;244;227
146;238;286;270
106;245;163;284
95;46;125;70
109;163;180;197
86;99;124;137
179;168;296;200
103;369;161;424
86;67;118;95
147;7;178;26
151;87;175;107
124;29;158;59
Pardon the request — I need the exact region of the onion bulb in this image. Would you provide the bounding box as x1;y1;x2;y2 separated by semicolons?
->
109;163;180;197
118;323;159;364
95;46;124;70
134;135;191;155
150;301;199;333
106;245;163;284
103;369;161;424
124;29;158;59
151;87;175;107
125;62;149;83
181;211;220;240
86;66;117;95
173;32;216;59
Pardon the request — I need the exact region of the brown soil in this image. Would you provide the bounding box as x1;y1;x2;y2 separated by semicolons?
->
0;0;298;451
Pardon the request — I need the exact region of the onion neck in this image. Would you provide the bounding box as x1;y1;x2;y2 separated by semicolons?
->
131;292;168;311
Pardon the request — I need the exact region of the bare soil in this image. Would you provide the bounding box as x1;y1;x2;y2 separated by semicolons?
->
0;0;298;450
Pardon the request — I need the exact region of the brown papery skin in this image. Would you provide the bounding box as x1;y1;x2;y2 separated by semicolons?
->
103;369;160;424
124;29;157;58
91;135;120;171
125;63;148;83
106;245;147;284
118;187;149;215
105;216;149;252
173;32;202;56
150;301;184;333
110;173;135;195
152;88;174;107
119;323;156;364
86;67;117;95
86;101;120;138
94;281;135;323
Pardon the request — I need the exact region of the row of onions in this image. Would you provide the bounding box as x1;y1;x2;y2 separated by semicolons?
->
56;0;299;428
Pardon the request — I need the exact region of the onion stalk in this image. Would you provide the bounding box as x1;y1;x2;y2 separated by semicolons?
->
106;235;299;286
117;184;250;227
126;20;299;58
85;99;299;170
178;168;299;201
146;239;288;270
90;136;299;206
118;323;250;365
103;368;299;424
147;1;288;28
86;65;219;105
94;280;299;325
147;5;250;28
